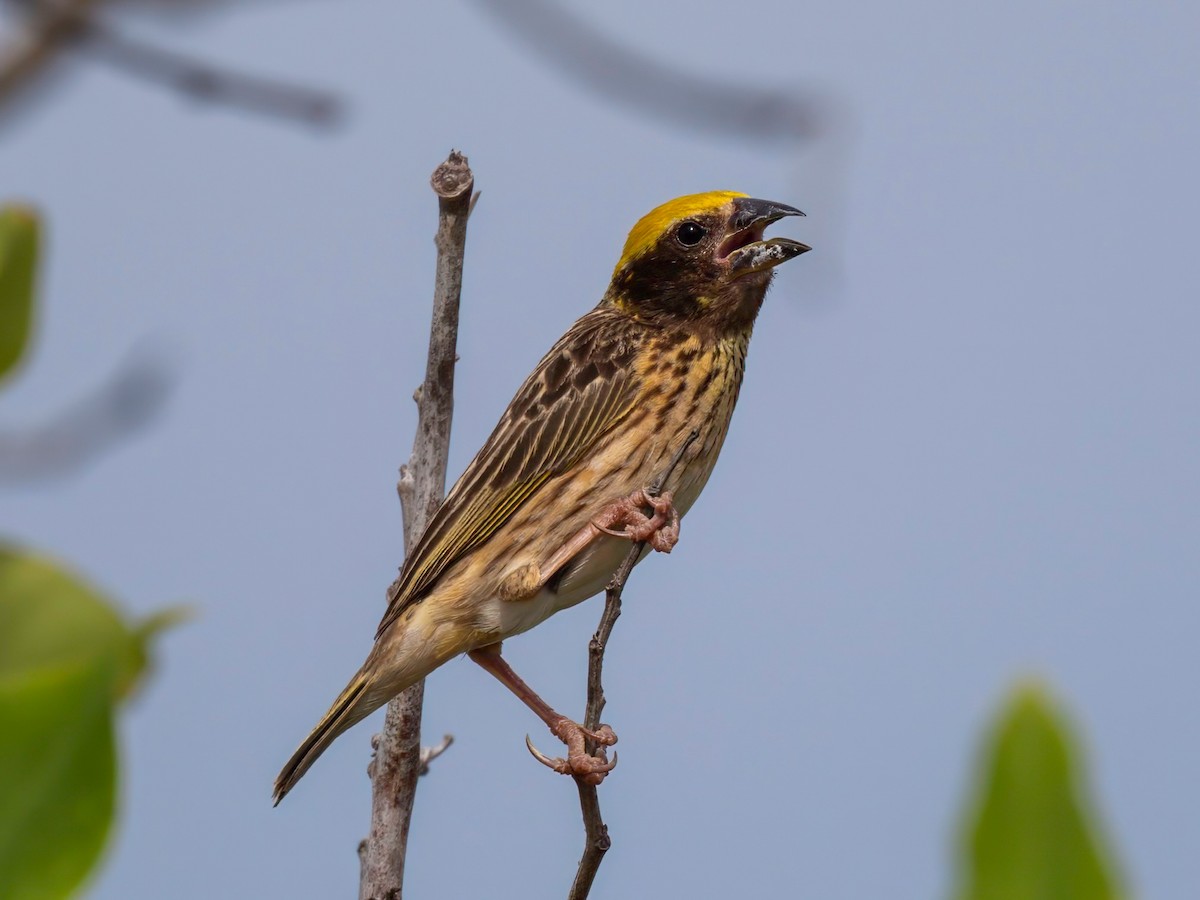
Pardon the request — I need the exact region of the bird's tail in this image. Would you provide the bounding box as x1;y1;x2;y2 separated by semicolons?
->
274;671;379;805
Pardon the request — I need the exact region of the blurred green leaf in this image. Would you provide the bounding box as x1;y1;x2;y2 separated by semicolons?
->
0;205;40;384
0;661;116;900
0;549;131;687
956;682;1125;900
0;546;181;900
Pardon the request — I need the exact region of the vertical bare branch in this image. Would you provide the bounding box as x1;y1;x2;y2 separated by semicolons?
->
568;429;699;900
358;150;474;900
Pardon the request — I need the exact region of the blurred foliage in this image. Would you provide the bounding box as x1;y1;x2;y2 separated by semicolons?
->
0;546;183;900
0;201;173;483
956;682;1125;900
0;204;39;384
0;206;182;899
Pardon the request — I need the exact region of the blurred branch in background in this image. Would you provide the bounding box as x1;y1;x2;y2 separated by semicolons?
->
0;0;93;102
0;349;174;483
467;0;830;141
0;0;341;128
80;21;339;123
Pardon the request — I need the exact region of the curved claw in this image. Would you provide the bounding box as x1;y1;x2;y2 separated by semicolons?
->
524;733;619;785
525;733;566;773
591;520;632;539
577;750;618;786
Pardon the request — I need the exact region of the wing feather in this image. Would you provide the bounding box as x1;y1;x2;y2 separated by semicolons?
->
377;309;642;636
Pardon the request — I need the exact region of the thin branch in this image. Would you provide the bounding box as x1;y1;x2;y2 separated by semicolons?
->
417;734;454;776
568;428;700;900
358;150;473;900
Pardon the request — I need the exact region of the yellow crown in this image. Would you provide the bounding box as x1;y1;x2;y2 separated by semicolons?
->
615;191;747;275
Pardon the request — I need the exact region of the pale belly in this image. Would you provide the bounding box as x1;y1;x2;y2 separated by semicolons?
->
488;534;641;637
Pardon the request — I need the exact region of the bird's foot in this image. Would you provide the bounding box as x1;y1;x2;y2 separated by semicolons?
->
525;717;619;786
592;488;680;553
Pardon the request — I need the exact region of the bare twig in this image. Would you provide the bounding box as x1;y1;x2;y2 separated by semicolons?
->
568;428;700;900
417;734;454;776
358;150;473;900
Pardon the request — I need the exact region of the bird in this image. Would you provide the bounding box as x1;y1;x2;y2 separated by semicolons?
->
274;191;809;803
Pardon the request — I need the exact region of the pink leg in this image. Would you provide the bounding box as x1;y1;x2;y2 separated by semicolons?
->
469;644;617;785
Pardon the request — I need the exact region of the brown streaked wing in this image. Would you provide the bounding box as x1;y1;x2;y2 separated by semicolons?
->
376;308;643;636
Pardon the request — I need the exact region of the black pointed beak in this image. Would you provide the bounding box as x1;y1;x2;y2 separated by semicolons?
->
719;197;810;275
730;197;805;231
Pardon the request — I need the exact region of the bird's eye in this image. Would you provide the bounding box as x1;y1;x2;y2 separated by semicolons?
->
676;221;707;246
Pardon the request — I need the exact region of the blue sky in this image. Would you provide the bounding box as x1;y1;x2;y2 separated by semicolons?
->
3;0;1198;897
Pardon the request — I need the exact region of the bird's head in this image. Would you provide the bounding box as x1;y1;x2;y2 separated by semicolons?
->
605;191;809;332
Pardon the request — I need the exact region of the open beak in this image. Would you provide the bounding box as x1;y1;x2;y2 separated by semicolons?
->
718;197;810;276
